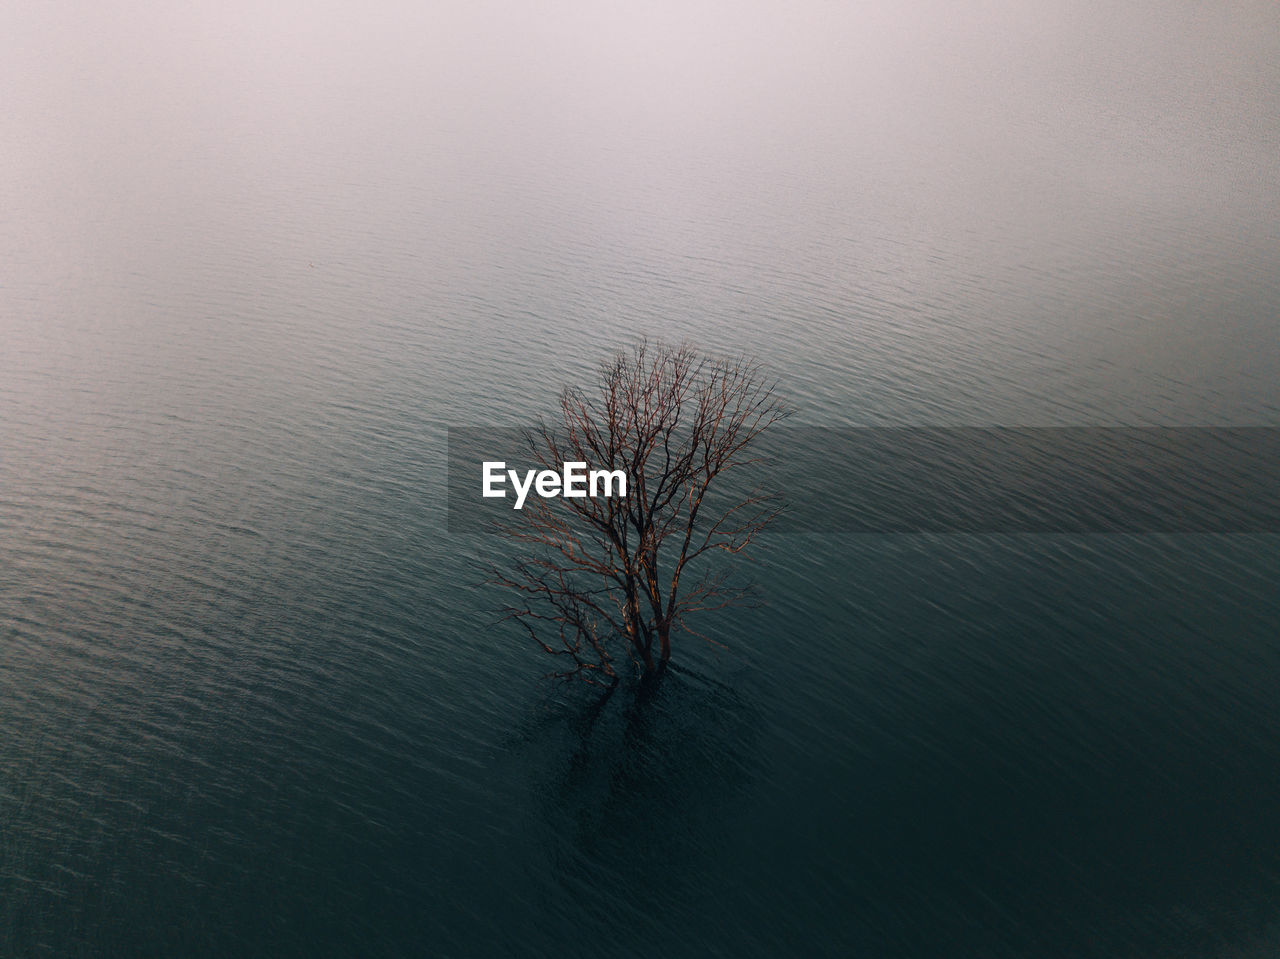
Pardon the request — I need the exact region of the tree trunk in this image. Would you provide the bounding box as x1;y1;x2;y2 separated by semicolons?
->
637;643;655;673
626;606;655;673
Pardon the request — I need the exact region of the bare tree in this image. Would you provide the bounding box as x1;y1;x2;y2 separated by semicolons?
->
489;341;790;685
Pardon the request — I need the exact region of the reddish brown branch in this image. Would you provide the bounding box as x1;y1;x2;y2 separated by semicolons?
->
490;340;790;681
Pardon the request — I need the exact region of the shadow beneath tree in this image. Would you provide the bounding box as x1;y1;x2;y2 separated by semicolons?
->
513;662;763;915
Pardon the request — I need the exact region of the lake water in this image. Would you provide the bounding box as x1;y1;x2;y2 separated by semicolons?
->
3;2;1279;956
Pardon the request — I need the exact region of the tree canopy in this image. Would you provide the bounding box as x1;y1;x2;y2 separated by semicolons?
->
490;341;790;685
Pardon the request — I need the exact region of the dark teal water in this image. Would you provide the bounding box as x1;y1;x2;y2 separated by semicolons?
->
4;3;1280;956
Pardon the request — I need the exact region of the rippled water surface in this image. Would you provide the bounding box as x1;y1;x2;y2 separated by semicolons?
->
4;2;1280;956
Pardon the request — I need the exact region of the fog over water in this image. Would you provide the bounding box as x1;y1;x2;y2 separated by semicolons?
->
3;2;1279;956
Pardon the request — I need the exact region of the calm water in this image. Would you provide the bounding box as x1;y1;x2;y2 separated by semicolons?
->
4;2;1280;956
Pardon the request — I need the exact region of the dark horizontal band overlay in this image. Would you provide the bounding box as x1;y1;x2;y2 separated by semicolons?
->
448;427;1280;533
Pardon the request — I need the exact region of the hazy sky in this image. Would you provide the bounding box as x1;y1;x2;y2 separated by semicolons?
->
4;0;1278;337
7;1;1278;169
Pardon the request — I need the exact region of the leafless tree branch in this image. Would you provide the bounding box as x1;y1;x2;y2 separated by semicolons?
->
488;340;790;683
